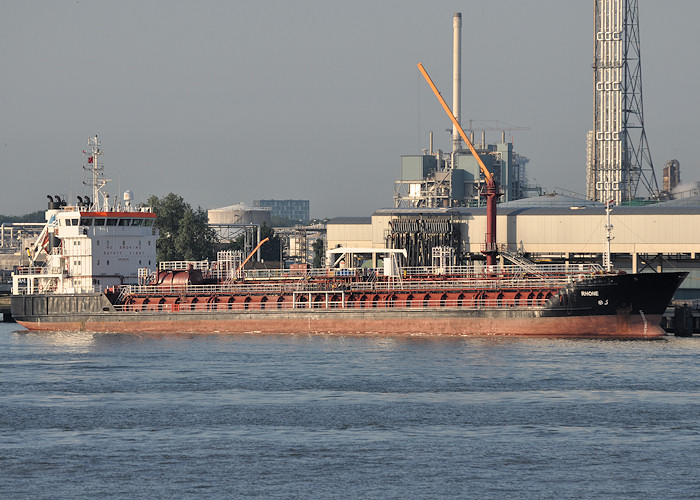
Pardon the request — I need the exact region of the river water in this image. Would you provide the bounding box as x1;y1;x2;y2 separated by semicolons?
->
0;323;698;499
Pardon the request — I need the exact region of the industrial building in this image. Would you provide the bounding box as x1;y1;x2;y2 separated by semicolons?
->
207;203;323;267
253;199;310;223
0;223;44;279
394;137;534;208
327;197;700;298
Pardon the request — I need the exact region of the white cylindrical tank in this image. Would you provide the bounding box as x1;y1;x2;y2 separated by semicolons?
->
208;203;271;226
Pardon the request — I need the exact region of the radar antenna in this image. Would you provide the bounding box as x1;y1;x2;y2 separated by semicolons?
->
82;135;111;211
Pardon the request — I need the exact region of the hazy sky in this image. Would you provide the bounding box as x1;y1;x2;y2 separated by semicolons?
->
2;1;698;217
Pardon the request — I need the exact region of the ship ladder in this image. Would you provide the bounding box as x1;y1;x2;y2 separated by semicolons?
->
117;286;132;304
295;272;311;292
499;249;543;277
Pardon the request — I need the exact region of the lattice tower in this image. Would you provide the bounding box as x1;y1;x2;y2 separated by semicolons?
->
587;0;659;203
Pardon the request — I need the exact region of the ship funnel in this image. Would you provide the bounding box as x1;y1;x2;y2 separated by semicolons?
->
47;195;60;210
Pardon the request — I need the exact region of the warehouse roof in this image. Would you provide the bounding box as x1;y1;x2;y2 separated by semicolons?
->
327;217;371;225
372;197;700;217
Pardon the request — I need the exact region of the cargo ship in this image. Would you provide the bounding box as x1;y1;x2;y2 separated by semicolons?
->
10;137;686;338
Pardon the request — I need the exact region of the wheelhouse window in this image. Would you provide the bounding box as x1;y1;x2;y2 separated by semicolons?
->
106;219;117;226
94;219;105;226
131;219;143;226
118;219;131;226
81;218;93;226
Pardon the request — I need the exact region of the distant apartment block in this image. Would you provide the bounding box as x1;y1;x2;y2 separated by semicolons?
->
254;199;310;222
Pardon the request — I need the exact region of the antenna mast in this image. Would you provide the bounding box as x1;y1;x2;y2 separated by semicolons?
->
603;200;614;271
83;135;110;211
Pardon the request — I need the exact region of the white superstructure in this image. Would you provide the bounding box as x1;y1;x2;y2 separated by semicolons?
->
12;137;158;295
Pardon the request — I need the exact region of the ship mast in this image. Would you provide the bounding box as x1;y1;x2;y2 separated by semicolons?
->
83;135;110;211
603;200;614;272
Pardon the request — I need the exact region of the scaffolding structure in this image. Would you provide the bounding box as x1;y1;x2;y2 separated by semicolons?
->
587;0;659;204
387;216;460;267
276;225;326;266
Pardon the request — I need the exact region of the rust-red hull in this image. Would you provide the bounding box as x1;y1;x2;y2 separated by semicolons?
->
14;308;665;339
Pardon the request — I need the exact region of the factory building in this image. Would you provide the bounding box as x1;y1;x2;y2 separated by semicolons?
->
327;196;700;299
253;199;310;223
394;138;533;208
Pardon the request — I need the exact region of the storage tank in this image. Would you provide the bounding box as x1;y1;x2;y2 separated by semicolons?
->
208;203;271;226
154;269;204;287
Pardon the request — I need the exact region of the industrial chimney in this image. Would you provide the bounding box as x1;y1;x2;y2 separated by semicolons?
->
452;12;462;153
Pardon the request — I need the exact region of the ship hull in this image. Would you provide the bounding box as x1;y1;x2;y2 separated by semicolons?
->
12;307;663;339
11;272;686;339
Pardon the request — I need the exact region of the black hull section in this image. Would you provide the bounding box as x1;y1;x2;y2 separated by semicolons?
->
556;271;687;317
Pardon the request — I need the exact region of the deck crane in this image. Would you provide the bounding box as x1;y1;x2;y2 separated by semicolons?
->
235;237;270;276
417;63;501;266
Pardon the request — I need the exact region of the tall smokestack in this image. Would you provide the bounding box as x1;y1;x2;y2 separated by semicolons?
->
452;12;462;153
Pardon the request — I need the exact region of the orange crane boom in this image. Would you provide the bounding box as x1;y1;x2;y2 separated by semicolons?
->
235;237;270;275
417;63;493;182
417;62;500;266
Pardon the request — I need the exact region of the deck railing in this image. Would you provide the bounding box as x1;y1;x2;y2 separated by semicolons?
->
117;271;590;298
12;266;48;276
12;261;606;297
113;295;553;313
239;263;604;281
